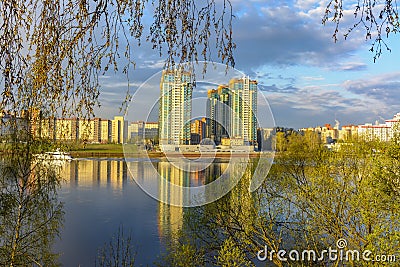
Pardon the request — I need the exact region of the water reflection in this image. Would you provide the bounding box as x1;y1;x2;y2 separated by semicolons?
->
60;159;233;237
62;159;128;190
126;159;231;237
57;158;247;265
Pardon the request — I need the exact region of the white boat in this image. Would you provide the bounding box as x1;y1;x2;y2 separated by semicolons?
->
35;149;73;163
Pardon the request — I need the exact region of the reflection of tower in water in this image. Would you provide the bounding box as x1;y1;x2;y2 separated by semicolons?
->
158;161;189;237
157;160;229;239
127;161;156;184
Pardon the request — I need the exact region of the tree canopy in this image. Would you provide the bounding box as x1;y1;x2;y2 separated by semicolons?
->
0;0;235;118
1;0;398;120
160;134;400;266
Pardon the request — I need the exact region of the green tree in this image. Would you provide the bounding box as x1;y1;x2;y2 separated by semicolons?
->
0;1;235;265
268;135;400;266
0;141;64;266
0;0;235;122
162;136;400;266
217;237;252;267
161;162;288;267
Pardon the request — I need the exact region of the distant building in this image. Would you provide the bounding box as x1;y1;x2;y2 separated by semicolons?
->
100;119;111;143
300;123;339;144
0;113;30;141
128;121;158;143
190;133;201;145
40;117;56;140
220;137;231;146
190;118;206;143
357;123;390;141
56;118;78;141
112;116;128;144
128;121;145;140
230;137;244;146
158;69;192;147
257;128;275;151
144;122;159;140
339;125;358;140
356;113;400;142
206;77;258;147
298;113;400;144
21;108;42;137
320;124;339;144
79;118;101;143
206;88;219;142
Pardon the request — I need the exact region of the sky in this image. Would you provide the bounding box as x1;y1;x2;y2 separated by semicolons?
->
95;0;400;129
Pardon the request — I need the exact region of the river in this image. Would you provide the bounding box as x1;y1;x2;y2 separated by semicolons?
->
54;157;233;266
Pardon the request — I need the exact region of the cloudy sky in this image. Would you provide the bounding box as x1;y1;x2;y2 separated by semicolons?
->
96;0;400;129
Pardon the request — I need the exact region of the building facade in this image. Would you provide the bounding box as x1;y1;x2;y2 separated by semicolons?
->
229;77;258;145
357;123;390;141
78;118;101;143
257;127;276;151
128;121;145;141
206;85;231;144
205;78;258;146
56;118;78;141
112;116;128;144
206;89;219;142
144;122;159;140
128;121;158;143
99;119;111;143
356;113;400;142
159;69;192;146
190;118;206;141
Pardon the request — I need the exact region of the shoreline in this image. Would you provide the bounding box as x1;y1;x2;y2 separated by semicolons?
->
69;151;271;159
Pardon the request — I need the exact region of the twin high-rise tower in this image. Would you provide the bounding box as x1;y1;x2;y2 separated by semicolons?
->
159;70;258;148
207;77;258;145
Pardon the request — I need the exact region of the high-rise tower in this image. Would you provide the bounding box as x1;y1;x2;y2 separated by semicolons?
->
229;76;257;145
206;88;219;142
159;69;192;146
206;85;231;144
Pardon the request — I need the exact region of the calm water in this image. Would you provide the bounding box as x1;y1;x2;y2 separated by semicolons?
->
54;158;231;266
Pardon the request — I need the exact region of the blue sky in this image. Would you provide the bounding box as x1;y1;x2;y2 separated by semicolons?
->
96;0;400;129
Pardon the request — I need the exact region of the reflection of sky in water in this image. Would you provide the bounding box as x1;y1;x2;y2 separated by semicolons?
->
54;158;236;266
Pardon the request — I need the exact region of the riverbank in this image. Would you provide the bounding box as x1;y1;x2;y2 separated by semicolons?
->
69;151;268;158
0;143;272;159
69;144;270;158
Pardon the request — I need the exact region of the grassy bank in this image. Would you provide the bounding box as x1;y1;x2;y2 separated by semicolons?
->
69;143;125;158
69;143;152;158
71;143;124;153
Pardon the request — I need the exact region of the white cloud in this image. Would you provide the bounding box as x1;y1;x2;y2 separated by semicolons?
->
301;76;325;81
343;72;400;109
100;81;142;89
328;61;368;71
261;79;397;128
231;1;369;70
139;60;165;70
